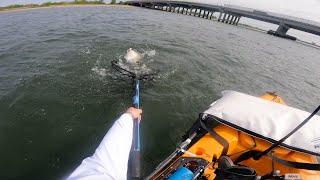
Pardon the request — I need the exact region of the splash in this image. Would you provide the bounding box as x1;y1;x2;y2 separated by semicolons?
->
91;54;109;78
115;48;156;77
91;66;107;77
81;47;91;55
143;49;156;57
157;67;177;79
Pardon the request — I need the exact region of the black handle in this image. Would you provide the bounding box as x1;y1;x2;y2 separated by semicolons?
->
130;149;141;179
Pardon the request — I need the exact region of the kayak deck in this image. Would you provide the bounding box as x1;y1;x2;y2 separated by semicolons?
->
148;92;320;180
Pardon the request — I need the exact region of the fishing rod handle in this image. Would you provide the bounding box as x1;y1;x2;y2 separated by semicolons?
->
130;149;141;179
131;121;141;179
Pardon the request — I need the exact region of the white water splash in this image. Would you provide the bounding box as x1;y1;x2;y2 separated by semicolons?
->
91;66;107;77
81;47;91;54
91;54;108;77
116;48;156;76
143;49;156;57
158;68;177;79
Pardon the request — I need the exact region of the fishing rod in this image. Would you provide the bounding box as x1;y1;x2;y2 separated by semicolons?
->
111;60;156;179
131;79;141;178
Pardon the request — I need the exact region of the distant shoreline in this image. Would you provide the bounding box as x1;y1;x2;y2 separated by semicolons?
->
0;4;130;13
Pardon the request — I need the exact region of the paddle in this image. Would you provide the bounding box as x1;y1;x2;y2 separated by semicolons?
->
111;60;156;179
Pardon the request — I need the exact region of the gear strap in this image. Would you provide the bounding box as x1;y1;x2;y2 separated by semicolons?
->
235;150;320;171
272;155;320;171
200;117;229;155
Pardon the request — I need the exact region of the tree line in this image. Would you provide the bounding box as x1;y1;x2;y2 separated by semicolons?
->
1;0;120;10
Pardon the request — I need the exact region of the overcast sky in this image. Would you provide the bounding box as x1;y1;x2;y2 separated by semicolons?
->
1;0;320;22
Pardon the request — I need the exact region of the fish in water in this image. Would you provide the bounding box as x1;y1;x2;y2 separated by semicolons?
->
124;48;144;64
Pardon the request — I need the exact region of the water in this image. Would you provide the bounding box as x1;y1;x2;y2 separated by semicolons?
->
0;6;320;180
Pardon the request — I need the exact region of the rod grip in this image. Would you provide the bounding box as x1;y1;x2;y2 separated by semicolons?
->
130;149;141;179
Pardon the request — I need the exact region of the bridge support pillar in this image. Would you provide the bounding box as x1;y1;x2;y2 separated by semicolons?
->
226;14;231;23
218;12;222;22
235;16;240;25
229;15;234;24
209;12;214;19
276;23;289;35
222;13;227;22
232;16;237;24
207;11;210;19
267;22;296;40
227;15;232;23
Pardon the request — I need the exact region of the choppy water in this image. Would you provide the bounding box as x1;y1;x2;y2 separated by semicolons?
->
0;6;320;180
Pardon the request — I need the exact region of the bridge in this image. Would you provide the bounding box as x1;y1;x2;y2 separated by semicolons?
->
126;0;320;40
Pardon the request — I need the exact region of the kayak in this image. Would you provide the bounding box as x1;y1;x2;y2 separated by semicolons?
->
147;91;320;180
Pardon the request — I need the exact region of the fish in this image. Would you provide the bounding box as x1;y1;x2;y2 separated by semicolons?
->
124;48;144;64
